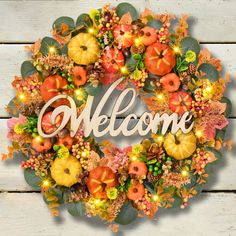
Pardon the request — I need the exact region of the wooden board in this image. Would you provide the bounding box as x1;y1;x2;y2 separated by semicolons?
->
0;44;235;117
1;1;236;42
0;193;236;235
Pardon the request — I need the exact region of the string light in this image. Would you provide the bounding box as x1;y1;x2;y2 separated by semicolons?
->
195;130;203;138
156;93;164;101
205;85;213;93
120;66;128;74
134;37;142;46
173;46;181;54
156;135;164;143
41;179;51;188
88;27;95;34
94;199;102;207
74;88;84;100
181;170;189;177
18;93;26;101
130;155;138;162
34;135;43;143
48;46;57;54
151;194;159;202
81;151;88;158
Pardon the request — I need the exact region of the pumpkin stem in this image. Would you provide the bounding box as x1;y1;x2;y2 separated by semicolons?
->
64;168;70;174
174;135;180;144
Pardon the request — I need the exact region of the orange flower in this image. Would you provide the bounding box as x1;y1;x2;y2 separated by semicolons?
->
160;73;181;92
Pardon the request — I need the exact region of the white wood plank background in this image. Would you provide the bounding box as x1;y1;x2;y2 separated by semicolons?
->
0;1;235;235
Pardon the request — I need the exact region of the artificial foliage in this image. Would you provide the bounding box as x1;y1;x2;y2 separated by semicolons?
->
2;2;233;232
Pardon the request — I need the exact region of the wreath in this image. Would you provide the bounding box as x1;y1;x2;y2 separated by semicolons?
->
2;2;232;231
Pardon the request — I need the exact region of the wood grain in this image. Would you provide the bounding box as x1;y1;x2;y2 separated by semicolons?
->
1;0;236;42
0;192;236;235
0;118;235;191
0;44;235;117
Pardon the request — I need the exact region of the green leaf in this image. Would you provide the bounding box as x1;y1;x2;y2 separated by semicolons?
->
40;37;61;56
178;65;189;72
24;168;41;190
180;37;200;55
143;180;156;194
6;97;22;117
76;14;93;28
61;42;68;55
85;83;102;96
52;16;75;36
67;202;86;217
143;77;155;92
221;97;232;118
147;19;163;30
116;2;138;21
21;61;37;79
115;202;138;225
215;129;226;140
126;56;137;72
172;195;183;208
198;63;219;81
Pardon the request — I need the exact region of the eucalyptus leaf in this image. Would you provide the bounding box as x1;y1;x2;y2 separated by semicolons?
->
85;83;102;96
180;37;200;55
67;202;86;217
143;77;155;92
198;63;219;81
21;61;37;79
116;2;138;21
76;14;93;28
61;42;68;55
220;97;232;118
125;56;137;72
115;202;138;225
206;147;223;164
53;16;75;36
143;180;156;194
172;195;183;208
24;168;41;190
7;96;22;117
215;129;226;140
40;37;61;56
147;19;163;30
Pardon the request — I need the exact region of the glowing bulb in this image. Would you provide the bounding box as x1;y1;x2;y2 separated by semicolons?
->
18;93;26;101
205;86;212;92
74;88;84;100
173;46;181;54
156;93;164;100
120;66;128;74
42;179;50;187
48;46;57;54
134;37;142;46
131;156;138;162
181;170;189;177
195;130;203;138
81;151;87;158
88;27;95;34
156;135;164;143
151;194;159;202
94;199;101;206
34;135;43;143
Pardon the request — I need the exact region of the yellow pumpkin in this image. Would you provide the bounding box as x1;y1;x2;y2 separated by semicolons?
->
50;155;82;187
68;33;100;65
163;131;196;160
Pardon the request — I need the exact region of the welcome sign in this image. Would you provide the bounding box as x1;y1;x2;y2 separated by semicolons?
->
38;78;194;138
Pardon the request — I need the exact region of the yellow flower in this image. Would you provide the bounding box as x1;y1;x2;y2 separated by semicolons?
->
106;187;118;200
132;144;143;155
14;123;25;134
185;50;196;63
57;145;69;159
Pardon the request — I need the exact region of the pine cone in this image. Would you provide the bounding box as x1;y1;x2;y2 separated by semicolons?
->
87;64;105;86
179;71;191;84
69;185;89;202
130;44;145;54
132;19;145;31
187;63;197;75
118;171;129;185
147;144;165;161
19;101;45;116
147;172;160;183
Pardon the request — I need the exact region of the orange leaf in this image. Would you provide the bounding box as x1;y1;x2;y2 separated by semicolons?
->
119;12;132;25
1;153;8;161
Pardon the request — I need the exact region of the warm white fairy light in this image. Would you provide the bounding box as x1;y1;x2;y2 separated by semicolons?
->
48;46;57;54
156;93;165;101
88;27;95;34
195;130;203;138
181;170;189;177
173;46;181;54
34;135;43;143
120;66;128;74
151;194;159;202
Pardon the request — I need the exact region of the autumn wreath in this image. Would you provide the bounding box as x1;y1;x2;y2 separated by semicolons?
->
2;2;232;230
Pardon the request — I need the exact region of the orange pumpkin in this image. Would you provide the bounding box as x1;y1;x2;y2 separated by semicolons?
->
31;137;52;153
87;166;117;199
41;111;63;134
129;161;148;178
113;24;134;48
73;66;87;86
169;91;192;115
140;26;157;46
40;75;68;107
101;48;125;73
57;135;73;150
127;182;145;201
144;42;176;76
160;73;181;92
